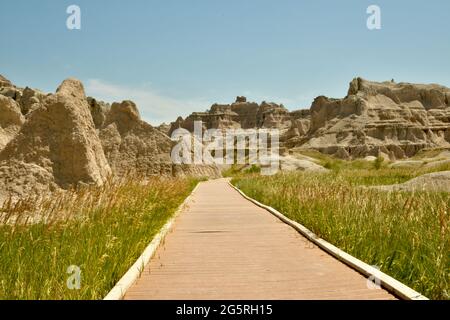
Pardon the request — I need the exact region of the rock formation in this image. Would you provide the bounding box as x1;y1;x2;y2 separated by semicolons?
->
0;75;221;203
168;96;308;136
373;171;450;192
299;78;450;159
0;75;47;117
278;155;329;172
19;87;47;115
95;99;221;179
167;78;450;163
156;122;171;136
167;96;311;158
0;75;12;88
0;78;112;202
0;79;111;201
87;97;110;129
0;95;24;150
99;100;174;177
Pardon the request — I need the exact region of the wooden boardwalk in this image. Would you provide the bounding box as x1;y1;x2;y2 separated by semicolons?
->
124;179;395;300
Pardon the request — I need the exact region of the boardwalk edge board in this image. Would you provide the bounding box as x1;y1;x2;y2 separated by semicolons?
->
229;182;429;301
103;183;201;300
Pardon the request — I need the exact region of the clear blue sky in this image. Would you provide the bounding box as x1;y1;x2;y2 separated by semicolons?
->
1;0;450;124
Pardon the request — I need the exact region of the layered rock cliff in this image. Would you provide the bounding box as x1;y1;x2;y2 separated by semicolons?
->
168;96;311;155
300;78;450;159
170;78;450;160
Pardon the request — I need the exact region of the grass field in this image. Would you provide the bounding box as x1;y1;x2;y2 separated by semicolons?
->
0;177;199;300
232;163;449;300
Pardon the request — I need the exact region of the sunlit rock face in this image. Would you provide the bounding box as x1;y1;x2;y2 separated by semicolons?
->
168;96;311;155
0;78;112;202
300;78;450;160
0;76;221;204
169;78;450;161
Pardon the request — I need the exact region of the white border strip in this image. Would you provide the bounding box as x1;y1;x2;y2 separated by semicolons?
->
229;182;428;300
103;183;201;300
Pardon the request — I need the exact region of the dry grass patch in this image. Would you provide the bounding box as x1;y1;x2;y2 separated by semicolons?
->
233;170;449;299
0;176;199;299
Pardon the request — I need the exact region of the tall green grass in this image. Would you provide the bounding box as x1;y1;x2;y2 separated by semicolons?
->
0;177;198;300
232;171;449;299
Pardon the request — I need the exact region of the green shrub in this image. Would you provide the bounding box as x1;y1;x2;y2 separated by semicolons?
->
373;156;385;170
244;164;261;174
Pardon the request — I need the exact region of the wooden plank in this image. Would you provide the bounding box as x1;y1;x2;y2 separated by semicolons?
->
124;178;396;300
